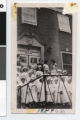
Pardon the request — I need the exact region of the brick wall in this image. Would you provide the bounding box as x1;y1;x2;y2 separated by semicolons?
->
17;8;72;69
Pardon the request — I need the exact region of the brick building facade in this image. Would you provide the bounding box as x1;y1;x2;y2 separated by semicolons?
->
17;8;72;74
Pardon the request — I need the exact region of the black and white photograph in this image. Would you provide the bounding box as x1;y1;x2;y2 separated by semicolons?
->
12;3;77;114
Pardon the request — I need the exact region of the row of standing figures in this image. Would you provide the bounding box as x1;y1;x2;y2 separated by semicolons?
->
17;60;72;108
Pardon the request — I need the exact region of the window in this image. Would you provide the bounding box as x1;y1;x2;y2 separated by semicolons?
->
21;8;37;26
61;52;72;75
17;54;28;67
20;56;27;63
57;14;71;33
30;57;37;63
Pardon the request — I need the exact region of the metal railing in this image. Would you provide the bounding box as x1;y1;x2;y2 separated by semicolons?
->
17;74;72;109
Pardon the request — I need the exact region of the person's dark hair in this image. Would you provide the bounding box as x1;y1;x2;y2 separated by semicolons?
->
37;64;43;71
23;68;27;72
44;60;48;64
51;59;56;65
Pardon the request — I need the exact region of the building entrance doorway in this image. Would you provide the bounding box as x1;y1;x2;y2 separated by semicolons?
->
17;45;41;70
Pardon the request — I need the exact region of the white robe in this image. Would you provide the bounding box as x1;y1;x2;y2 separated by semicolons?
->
19;72;30;104
59;77;70;104
53;77;61;104
20;81;27;104
50;69;60;103
29;72;38;102
64;76;72;102
46;76;54;102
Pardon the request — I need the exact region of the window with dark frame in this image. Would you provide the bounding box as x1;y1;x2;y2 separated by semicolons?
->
61;52;72;75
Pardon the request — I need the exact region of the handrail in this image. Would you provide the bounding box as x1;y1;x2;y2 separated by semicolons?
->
17;74;72;108
20;75;43;88
19;74;72;88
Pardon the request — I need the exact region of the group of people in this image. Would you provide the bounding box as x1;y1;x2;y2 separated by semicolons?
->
17;59;72;108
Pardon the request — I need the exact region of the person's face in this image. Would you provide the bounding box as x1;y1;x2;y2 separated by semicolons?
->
24;68;27;72
53;63;58;69
38;65;42;71
55;63;58;69
21;78;25;83
54;79;58;84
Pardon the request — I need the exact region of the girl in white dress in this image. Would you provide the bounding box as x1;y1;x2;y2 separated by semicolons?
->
50;60;62;104
29;66;38;103
19;67;29;107
59;70;71;105
63;76;72;105
36;66;44;102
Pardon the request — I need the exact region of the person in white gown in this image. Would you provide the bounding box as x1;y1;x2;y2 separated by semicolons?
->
59;70;72;105
29;65;38;103
36;65;44;102
50;60;62;104
62;74;72;105
19;67;30;107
